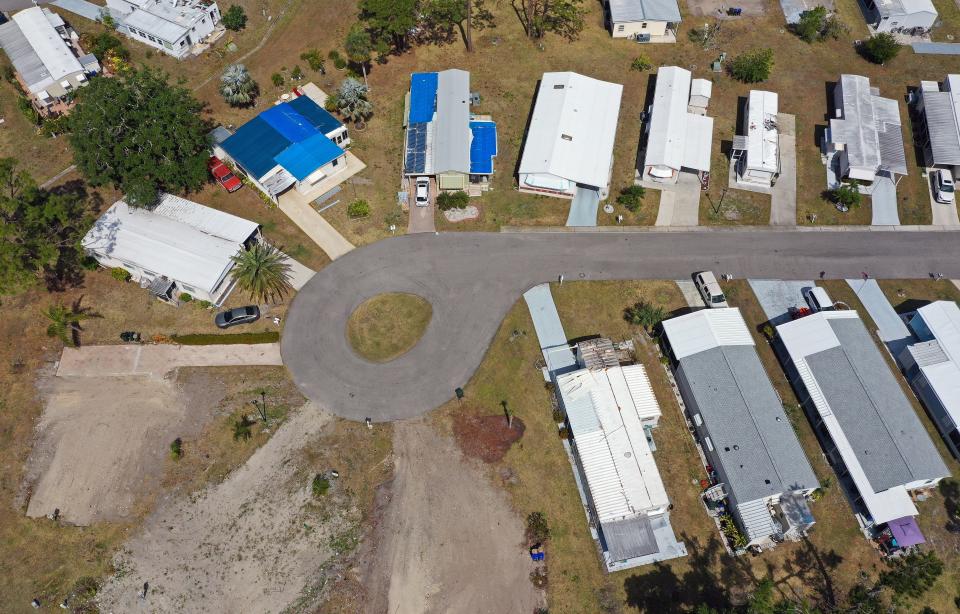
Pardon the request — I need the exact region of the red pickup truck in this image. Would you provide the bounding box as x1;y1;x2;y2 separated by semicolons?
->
208;156;242;193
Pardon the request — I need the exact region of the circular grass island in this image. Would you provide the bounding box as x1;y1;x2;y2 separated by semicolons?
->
346;293;433;363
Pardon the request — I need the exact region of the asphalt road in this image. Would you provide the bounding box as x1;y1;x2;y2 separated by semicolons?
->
282;229;960;422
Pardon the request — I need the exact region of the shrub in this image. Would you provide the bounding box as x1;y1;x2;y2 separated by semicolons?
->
324;93;339;112
832;183;862;208
233;415;254;441
551;407;564;423
526;511;550;543
170;331;280;345
81;256;99;271
300;49;325;73
196;300;213;309
179;292;192;302
630;55;652;72
863;32;901;64
170;437;183;460
222;5;247;31
437;190;470;211
616;185;645;212
794;6;846;42
624;300;666;331
730;48;774;83
111;267;132;282
312;474;330;497
879;550;943;599
334;56;347;70
16;96;40;125
347;199;371;218
271;72;284;87
328;50;341;61
290;65;304;81
85;31;129;62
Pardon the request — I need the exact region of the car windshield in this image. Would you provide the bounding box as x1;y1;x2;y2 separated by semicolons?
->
942;183;954;193
712;294;726;304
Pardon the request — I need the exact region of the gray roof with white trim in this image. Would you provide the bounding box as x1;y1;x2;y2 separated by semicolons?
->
607;0;681;22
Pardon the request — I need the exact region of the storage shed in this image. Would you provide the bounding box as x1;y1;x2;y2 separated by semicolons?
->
862;0;937;33
662;308;819;547
604;0;681;42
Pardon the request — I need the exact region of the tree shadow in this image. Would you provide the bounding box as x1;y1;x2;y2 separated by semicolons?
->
939;479;960;533
42;180;96;292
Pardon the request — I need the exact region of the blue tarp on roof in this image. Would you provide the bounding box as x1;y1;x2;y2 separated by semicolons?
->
288;95;343;134
219;96;345;181
274;133;345;181
469;121;497;175
260;105;320;142
409;72;439;124
221;117;291;179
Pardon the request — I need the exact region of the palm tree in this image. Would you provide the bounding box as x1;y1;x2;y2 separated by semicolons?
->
336;78;373;129
624;301;666;333
229;243;293;304
344;24;372;88
43;300;91;347
219;64;258;107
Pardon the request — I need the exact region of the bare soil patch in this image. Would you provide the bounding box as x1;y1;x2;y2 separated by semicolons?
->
453;413;526;463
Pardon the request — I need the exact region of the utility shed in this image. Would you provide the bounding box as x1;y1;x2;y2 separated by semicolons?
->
518;72;623;199
913;75;960;170
641;66;714;184
662;308;818;546
82;194;260;305
777;311;950;528
826;75;907;185
901;301;960;459
733;90;780;187
558;361;686;570
863;0;937;33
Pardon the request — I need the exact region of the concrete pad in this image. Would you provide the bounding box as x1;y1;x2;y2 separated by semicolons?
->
654;177;700;226
771;114;797;226
870;175;900;226
845;278;913;356
279;253;315;291
57;343;283;378
675;280;705;309
522;284;576;375
748;279;816;326
277;191;355;260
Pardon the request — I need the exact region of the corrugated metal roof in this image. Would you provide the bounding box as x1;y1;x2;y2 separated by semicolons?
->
152;193;260;243
906;339;949;367
920;90;960;165
560;364;668;522
745;90;779;174
433;69;471;174
82;197;258;294
737;498;776;542
829;75;907;176
0;7;88;94
600;516;658;562
644;67;714;175
661;307;754;360
913;301;960;428
875;0;936;18
607;0;681;23
518;72;623;190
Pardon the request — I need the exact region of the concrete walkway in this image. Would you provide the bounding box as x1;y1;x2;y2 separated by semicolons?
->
566;187;600;227
57;343;283;378
748;279;815;326
280;254;316;290
282;229;960;421
523;284;577;376
277;191;355;260
871;175;900;226
770;114;797;226
845;278;913;356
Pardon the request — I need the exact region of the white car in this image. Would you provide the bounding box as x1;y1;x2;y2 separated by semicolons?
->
694;271;728;308
803;286;835;313
415;177;430;207
934;169;955;204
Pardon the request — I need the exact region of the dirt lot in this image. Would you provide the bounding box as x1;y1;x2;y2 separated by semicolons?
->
362;419;543;614
453;413;526;463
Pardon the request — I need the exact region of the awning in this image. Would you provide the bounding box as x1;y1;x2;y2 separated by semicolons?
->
887;516;925;548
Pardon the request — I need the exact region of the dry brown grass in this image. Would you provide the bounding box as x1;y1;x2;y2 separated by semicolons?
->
346;292;432;362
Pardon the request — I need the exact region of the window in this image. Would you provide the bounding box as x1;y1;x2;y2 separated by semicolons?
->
704;437;714;452
331;158;339;167
180;40;186;46
641;22;648;29
617;24;624;32
692;413;702;426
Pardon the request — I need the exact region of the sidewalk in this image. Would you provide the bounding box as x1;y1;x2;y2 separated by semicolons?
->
278;191;355;261
57;343;283;378
279;253;316;290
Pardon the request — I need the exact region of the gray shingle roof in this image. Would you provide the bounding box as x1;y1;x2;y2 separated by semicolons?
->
807;318;949;491
678;346;818;505
600;516;658;561
607;0;681;23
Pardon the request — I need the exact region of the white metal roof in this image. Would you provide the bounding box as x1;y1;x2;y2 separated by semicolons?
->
690;78;712;101
8;7;83;92
559;364;668;522
433;69;472;174
644;67;714;174
829;74;907;176
606;0;681;22
152;193;260;244
746;90;779;174
518;72;623;189
875;0;936;18
661;307;754;360
777;311;919;524
82;196;258;294
918;75;960;165
914;301;960;426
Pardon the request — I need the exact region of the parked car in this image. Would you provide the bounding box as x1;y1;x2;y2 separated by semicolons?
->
215;305;260;328
415;177;430;207
803;287;836;313
694;271;728;308
209;156;243;193
933;168;955;204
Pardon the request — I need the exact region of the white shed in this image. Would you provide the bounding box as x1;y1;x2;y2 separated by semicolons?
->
864;0;937;33
733;90;781;187
518;72;623;199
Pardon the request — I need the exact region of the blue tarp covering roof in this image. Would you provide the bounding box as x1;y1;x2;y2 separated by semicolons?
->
221;117;291;179
289;95;343;134
469;121;497;175
260;104;321;142
219;96;345;181
275;133;345;181
409;72;439;124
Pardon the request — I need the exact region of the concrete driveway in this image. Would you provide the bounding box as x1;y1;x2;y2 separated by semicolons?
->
58;343;283;378
845;278;913;356
871;174;900;226
282;229;960;422
925;169;960;226
407;177;437;234
650;174;702;226
748;279;816;325
770;114;798;225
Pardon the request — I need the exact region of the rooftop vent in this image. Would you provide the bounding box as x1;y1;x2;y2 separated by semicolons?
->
561;134;573;142
553;84;565;89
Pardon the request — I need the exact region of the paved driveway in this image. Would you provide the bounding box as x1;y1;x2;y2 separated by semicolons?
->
845;278;913;356
871;174;900;226
925;170;960;226
748;279;816;326
770;114;798;226
58;343;283;378
282;229;960;422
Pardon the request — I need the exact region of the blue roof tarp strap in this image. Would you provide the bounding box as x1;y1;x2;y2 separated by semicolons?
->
274;133;345;181
288;95;343;135
469;121;497;174
220;116;290;179
260;105;320;142
409;72;439;124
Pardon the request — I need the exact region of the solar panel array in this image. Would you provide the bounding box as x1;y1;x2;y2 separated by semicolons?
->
405;122;428;174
